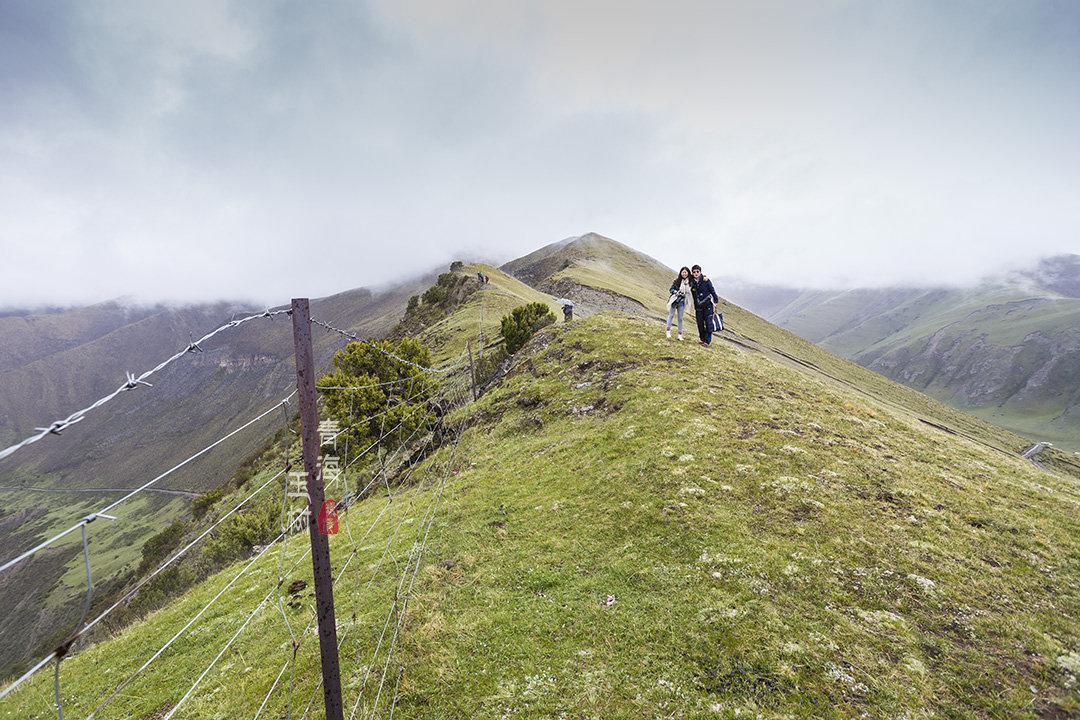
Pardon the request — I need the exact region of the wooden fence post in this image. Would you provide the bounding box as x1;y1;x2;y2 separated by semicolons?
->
290;298;344;720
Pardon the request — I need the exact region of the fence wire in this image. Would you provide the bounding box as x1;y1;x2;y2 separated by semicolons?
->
0;308;292;463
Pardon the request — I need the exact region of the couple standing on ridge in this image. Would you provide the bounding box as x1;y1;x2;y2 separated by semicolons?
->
666;264;722;347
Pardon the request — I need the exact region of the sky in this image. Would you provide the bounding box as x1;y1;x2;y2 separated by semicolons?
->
1;0;1078;307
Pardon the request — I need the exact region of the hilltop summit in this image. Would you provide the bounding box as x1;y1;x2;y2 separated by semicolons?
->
503;233;673;314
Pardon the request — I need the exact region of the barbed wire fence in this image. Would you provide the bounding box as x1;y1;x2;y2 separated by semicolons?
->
0;291;480;720
0;309;292;463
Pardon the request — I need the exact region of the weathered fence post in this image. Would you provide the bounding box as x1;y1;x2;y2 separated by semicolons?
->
290;298;345;720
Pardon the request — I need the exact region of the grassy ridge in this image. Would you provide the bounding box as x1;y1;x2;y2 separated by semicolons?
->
4;314;1077;718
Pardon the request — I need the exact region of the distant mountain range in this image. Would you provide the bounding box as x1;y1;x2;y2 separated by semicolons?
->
724;254;1080;450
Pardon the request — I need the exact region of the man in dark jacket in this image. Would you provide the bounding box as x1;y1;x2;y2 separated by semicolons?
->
690;265;719;346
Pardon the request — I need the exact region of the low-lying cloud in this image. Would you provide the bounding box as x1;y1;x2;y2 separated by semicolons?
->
1;0;1077;307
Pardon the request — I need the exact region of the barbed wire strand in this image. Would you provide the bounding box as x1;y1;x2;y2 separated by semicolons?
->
343;386;470;716
0;402;298;711
477;277;485;365
263;386;445;720
368;399;467;719
159;371;468;720
251;381;439;720
0;391;297;577
4;347;468;718
49;523;93;720
281;379;469;720
306;427;452;720
274;469;303;720
314;372;429;454
346;387;470;720
310;318;468;375
169;513;326;720
253;661;291;720
327;387;422;446
161;581;284;720
169;374;449;720
316;377;414;392
0;308;292;463
86;510;313;719
346;447;460;720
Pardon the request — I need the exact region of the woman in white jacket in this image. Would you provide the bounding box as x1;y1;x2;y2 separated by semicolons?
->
666;266;692;340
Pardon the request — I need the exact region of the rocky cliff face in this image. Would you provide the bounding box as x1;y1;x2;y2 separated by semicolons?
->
538;276;647;315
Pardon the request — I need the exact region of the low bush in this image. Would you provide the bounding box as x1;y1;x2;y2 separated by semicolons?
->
318;337;439;461
501;302;555;354
136;520;188;575
192;485;226;520
203;503;278;566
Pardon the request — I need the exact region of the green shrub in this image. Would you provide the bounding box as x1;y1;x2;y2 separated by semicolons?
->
393;272;478;338
192;485;226;520
474;346;509;388
204;503;278;566
126;563;199;619
317;337;439;462
423;273;470;308
501;302;556;354
422;284;448;306
137;521;188;575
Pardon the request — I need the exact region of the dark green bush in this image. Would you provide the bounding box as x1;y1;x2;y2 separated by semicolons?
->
501;302;556;354
422;284;448;305
204;503;278;566
192;485;227;520
126;563;199;619
137;520;188;575
317;337;439;461
474;346;509;388
393;272;478;338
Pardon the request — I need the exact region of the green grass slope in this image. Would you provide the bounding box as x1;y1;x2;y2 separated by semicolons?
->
3;314;1077;719
413;264;562;366
0;276;434;680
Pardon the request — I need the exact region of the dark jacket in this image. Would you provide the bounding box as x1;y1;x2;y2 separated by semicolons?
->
691;277;719;310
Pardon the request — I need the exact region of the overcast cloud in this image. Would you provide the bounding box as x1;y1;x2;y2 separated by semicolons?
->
1;0;1078;306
